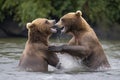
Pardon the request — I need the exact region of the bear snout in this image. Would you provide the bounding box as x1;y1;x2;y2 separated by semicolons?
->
48;20;56;24
53;20;56;24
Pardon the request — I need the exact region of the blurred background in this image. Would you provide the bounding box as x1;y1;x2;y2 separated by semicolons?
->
0;0;120;40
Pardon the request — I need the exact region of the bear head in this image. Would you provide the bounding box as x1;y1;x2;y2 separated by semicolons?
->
27;18;57;34
26;18;57;43
55;10;85;33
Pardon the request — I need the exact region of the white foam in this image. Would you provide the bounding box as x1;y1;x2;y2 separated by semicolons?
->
56;53;86;72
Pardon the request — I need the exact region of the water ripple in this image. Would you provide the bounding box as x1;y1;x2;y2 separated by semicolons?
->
0;38;120;80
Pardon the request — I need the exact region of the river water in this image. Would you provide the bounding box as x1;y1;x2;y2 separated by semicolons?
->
0;38;120;80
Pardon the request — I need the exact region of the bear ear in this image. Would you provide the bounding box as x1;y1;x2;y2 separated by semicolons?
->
26;22;34;29
75;10;82;17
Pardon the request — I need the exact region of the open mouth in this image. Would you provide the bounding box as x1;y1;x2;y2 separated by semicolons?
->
50;26;57;33
61;26;67;33
50;28;57;33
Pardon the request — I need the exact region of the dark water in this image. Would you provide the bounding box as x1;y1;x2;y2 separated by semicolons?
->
0;38;120;80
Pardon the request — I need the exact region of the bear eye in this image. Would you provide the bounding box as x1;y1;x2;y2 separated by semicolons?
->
45;20;49;24
61;18;65;22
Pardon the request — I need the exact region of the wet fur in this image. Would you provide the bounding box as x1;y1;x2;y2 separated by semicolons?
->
49;11;110;70
19;18;59;72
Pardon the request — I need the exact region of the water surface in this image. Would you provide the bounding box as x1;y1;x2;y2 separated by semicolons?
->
0;38;120;80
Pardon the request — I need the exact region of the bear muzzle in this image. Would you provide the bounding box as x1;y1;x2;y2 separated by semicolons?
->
49;20;57;33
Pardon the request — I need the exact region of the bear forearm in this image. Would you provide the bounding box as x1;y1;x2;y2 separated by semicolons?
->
48;45;90;56
62;45;90;56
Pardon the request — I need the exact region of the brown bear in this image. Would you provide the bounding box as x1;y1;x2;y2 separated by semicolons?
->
48;10;110;70
19;18;60;72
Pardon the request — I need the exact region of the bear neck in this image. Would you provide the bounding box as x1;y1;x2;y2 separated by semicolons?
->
28;30;49;46
71;17;93;36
